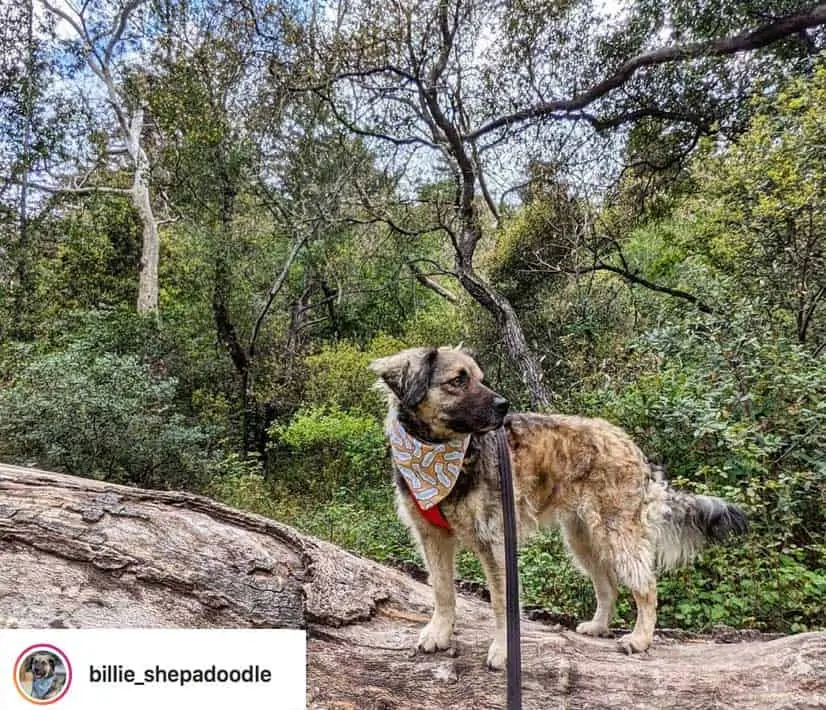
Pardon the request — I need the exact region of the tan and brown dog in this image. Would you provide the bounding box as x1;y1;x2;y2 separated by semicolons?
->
371;346;748;669
25;652;66;700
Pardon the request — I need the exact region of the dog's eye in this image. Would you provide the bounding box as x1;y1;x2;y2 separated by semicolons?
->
449;371;469;387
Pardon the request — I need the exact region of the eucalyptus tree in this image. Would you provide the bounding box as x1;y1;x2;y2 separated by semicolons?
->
273;0;826;406
33;0;166;315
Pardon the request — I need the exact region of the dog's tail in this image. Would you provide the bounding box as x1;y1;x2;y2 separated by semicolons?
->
648;465;749;571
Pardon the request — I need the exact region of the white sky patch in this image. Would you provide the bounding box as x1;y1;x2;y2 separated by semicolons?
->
33;0;76;40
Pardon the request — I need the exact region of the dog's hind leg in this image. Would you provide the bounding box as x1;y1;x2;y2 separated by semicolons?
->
618;576;658;655
562;517;618;638
607;531;658;654
415;526;458;653
579;505;658;654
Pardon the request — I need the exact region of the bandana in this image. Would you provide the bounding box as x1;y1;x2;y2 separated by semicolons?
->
31;676;55;700
389;414;469;512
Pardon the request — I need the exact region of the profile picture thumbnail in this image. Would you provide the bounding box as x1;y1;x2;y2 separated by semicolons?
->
14;644;72;704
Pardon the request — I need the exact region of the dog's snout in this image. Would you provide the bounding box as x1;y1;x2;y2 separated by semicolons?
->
493;396;509;416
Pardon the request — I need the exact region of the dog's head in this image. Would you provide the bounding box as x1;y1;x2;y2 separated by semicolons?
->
27;654;56;679
370;346;509;440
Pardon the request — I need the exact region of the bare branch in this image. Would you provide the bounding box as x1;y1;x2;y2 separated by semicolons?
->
593;262;714;313
312;88;442;149
27;181;130;196
249;235;310;357
407;261;458;303
39;0;85;42
104;0;147;65
468;4;826;140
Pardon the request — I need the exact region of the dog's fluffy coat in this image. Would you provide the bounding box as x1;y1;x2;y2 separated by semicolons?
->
371;346;748;668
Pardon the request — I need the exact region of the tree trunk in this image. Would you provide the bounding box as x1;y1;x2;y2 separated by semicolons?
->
456;266;552;410
1;463;824;710
128;109;160;315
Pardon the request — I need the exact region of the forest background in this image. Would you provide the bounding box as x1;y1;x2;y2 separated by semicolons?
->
1;0;825;633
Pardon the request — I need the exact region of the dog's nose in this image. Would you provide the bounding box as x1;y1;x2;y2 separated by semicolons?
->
493;396;509;416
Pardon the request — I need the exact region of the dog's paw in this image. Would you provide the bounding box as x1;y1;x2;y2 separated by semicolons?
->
617;632;651;655
416;619;453;653
576;620;612;637
485;638;506;671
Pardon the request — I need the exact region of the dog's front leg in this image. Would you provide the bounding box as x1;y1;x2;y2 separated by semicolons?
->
416;526;457;653
475;541;508;670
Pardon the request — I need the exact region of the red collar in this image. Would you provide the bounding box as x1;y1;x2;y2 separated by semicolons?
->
414;498;451;530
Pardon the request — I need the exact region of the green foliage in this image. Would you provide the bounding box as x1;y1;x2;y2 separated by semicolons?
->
0;342;212;489
301;334;406;419
682;64;826;343
658;545;826;632
281;486;418;565
269;405;388;497
205;454;277;517
28;195;141;327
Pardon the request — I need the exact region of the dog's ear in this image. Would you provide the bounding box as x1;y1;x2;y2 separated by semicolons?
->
25;656;33;672
48;656;55;674
369;347;438;409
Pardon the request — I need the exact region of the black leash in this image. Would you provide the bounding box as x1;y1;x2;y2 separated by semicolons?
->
495;426;522;710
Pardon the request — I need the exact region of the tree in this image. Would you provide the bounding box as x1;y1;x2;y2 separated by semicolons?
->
0;0;72;337
145;3;404;453
35;0;165;315
686;66;826;349
271;0;826;407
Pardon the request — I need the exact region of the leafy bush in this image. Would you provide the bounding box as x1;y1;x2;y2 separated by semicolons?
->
301;335;406;419
0;344;212;489
269;405;388;497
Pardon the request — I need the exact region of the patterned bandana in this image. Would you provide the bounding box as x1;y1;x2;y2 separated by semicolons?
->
31;676;55;700
389;413;469;510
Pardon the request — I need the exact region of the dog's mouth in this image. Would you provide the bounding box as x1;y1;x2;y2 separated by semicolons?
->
442;409;506;436
32;667;49;679
475;417;505;433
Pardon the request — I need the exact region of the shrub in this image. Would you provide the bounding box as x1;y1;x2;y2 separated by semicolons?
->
301;334;407;419
0;344;212;489
268;405;388;497
205;453;276;517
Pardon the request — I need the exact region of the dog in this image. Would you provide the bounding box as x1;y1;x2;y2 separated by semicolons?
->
25;652;65;700
370;346;748;669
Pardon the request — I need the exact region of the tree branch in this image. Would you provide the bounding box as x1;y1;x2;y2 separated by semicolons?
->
467;4;826;140
26;181;130;196
407;261;458;303
248;234;310;358
798;284;826;343
104;0;147;65
579;262;714;314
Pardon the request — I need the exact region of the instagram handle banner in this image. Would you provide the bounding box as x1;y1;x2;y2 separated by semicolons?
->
1;629;305;710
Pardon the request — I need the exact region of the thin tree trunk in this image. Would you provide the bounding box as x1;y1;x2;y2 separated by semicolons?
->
456;265;552;409
127;109;160;314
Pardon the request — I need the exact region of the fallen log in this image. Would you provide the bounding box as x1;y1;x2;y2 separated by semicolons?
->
1;463;824;709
